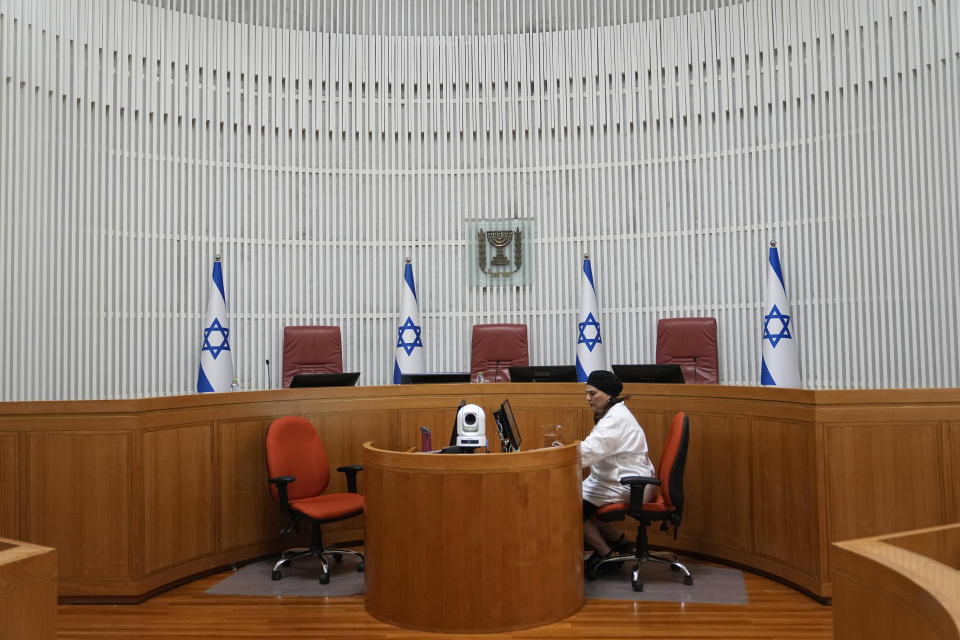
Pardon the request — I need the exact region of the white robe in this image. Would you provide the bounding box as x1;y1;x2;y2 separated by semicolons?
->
580;401;656;505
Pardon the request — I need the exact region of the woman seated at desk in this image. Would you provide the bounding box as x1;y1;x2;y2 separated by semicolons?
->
578;370;656;573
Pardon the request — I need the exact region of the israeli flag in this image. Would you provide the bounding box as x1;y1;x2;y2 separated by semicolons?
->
760;242;801;387
197;255;235;393
576;254;608;382
393;258;425;384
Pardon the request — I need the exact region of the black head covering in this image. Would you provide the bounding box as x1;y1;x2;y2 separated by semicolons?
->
586;370;623;398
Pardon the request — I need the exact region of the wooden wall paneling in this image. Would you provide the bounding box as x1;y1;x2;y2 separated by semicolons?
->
630;408;670;456
310;409;395;540
26;431;132;586
668;412;755;554
0;433;18;539
141;424;214;576
489;385;591;451
825;422;945;542
399;408;451;451
217;418;288;552
752;417;821;577
942;420;960;523
130;423;144;582
2;385;959;601
311;409;397;492
509;406;583;452
814;415;831;587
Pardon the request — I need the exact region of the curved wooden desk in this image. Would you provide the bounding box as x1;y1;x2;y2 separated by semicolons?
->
361;442;584;634
1;384;959;602
831;524;960;639
0;537;57;639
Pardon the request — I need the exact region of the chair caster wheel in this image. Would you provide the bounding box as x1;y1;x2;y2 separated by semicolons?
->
683;575;693;585
357;561;365;572
319;573;330;585
632;578;643;592
271;570;281;581
332;552;343;563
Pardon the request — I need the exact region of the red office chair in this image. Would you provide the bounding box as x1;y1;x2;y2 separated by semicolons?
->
470;323;529;382
589;411;693;592
656;317;719;384
282;326;344;388
265;416;365;583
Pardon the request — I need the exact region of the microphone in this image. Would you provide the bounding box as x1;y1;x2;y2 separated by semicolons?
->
493;359;501;383
265;359;272;388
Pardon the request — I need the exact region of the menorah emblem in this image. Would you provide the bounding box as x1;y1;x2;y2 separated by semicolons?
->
486;230;514;266
476;227;523;278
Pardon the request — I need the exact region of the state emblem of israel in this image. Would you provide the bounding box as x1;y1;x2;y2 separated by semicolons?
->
467;219;532;286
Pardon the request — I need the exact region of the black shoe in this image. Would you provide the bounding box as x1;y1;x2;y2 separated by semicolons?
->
612;534;636;556
585;550;614;579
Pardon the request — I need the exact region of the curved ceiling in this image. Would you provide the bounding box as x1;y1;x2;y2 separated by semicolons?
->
139;0;749;36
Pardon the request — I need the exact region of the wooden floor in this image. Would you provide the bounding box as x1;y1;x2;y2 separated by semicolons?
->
57;564;834;639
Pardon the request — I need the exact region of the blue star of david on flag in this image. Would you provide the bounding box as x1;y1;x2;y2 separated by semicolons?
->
763;304;792;348
202;317;231;359
578;312;603;352
396;316;423;356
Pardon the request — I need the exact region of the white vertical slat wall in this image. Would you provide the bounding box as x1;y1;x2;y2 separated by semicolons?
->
1;0;958;400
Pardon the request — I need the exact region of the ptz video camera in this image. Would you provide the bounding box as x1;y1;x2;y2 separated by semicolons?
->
455;404;487;448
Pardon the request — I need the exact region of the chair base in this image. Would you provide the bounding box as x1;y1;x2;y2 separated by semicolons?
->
271;546;365;584
588;549;693;592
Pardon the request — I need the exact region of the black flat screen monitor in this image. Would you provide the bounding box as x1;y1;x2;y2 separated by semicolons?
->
400;372;471;384
508;365;577;383
493;398;522;452
612;364;685;384
289;372;361;388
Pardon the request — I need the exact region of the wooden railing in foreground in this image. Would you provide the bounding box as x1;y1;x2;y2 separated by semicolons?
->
0;536;57;638
0;383;958;601
831;523;960;639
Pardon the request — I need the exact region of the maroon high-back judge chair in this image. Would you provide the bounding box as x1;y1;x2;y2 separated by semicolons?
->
282;326;343;388
589;411;693;592
470;323;529;382
655;317;719;384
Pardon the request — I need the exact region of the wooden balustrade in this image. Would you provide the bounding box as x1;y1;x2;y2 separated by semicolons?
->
0;383;958;601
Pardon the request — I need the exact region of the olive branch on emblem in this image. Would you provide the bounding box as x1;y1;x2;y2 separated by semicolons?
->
513;228;522;269
476;230;487;272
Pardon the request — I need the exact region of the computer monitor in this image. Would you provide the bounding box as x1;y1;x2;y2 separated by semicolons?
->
611;364;685;384
289;372;361;387
492;399;522;452
508;365;577;383
400;372;471;384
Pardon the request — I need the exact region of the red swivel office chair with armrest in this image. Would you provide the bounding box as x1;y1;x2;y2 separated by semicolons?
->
265;416;365;584
470;323;529;382
282;325;344;388
589;411;693;592
656;317;719;384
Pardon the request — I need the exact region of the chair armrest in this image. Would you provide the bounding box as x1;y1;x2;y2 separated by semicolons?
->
336;465;363;493
619;475;661;487
269;475;295;505
620;475;661;509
